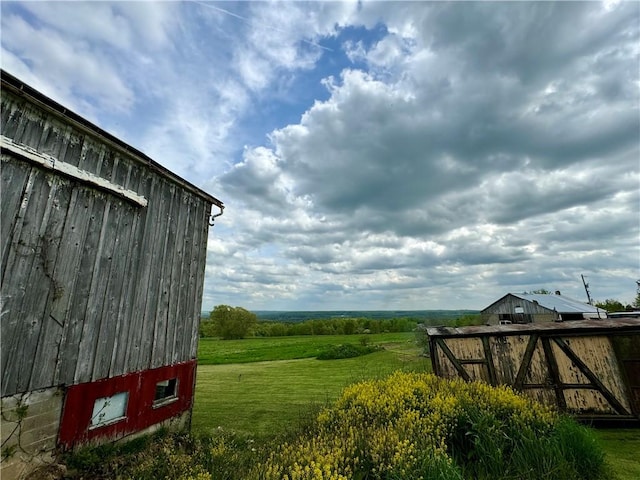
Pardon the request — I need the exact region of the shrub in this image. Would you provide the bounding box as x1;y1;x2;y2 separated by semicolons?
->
316;343;381;360
255;372;607;480
68;374;608;480
73;430;258;480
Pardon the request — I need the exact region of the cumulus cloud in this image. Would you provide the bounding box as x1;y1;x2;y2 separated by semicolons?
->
3;1;638;310
211;1;639;308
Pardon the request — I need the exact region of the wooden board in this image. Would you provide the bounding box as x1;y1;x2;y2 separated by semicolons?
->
1;83;220;397
428;321;640;420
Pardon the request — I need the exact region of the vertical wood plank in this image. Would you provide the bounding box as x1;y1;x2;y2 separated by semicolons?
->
0;158;31;281
2;170;56;393
1;165;40;394
541;337;567;410
143;180;174;369
110;163;143;376
11;103;34;145
57;143;108;384
167;192;195;363
51;187;92;386
61;130;85;168
72;149;117;381
90;200;131;380
58;189;104;385
1;98;24;139
18;109;46;149
481;336;497;385
184;199;205;360
74;194;114;383
29;177;73;390
124;174;158;372
189;200;210;359
89;154;135;379
514;334;540;390
160;187;188;367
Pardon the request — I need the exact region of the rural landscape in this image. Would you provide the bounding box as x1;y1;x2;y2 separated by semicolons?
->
61;309;639;480
2;2;638;480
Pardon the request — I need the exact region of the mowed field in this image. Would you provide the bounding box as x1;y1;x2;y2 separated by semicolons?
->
192;333;640;479
193;333;427;437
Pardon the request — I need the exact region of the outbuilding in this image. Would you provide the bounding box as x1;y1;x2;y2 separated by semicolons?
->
1;70;223;479
426;319;640;424
481;292;607;325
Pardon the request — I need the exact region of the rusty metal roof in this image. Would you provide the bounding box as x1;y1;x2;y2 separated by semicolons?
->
425;318;640;338
511;293;606;314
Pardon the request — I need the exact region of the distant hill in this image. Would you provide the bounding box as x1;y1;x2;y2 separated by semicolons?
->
201;310;479;323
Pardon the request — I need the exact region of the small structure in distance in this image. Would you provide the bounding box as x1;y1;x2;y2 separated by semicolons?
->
481;292;607;325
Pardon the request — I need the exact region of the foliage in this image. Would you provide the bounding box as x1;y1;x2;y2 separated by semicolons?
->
255;372;606;480
199;312;492;339
67;368;619;480
63;429;164;476
453;313;483;327
69;373;608;480
208;305;257;340
66;430;257;480
316;343;382;360
523;288;552;294
595;298;627;312
251;317;419;337
253;310;478;323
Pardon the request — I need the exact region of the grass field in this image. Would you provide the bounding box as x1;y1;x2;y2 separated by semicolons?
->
193;333;640;478
196;332;417;364
596;429;640;480
193;332;427;436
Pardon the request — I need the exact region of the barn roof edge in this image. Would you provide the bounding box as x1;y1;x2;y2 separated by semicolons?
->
1;69;223;208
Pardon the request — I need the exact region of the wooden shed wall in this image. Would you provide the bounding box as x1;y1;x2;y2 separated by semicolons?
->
1;87;213;397
482;294;551;315
428;321;640;420
481;294;557;324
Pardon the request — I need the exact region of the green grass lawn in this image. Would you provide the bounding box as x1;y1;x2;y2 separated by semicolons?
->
595;429;640;480
193;332;428;437
193;333;639;478
196;332;417;364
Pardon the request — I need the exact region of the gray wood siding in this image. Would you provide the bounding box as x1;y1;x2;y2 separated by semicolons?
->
1;87;219;396
482;294;552;316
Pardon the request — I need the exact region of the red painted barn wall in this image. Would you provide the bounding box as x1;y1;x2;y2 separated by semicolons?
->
58;360;196;448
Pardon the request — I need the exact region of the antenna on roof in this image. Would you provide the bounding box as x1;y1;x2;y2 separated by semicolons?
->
581;274;593;305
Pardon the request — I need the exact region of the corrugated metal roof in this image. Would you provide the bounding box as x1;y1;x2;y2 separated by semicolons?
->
511;293;606;314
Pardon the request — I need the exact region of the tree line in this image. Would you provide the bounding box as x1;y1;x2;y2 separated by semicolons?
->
200;305;482;340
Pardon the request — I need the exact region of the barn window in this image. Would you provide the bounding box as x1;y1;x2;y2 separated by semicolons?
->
90;392;128;428
153;378;178;406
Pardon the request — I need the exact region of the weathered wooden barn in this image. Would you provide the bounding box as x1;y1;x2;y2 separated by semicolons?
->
427;319;640;424
481;292;607;325
0;70;223;479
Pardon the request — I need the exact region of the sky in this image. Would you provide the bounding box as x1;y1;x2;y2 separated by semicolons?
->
2;1;639;311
